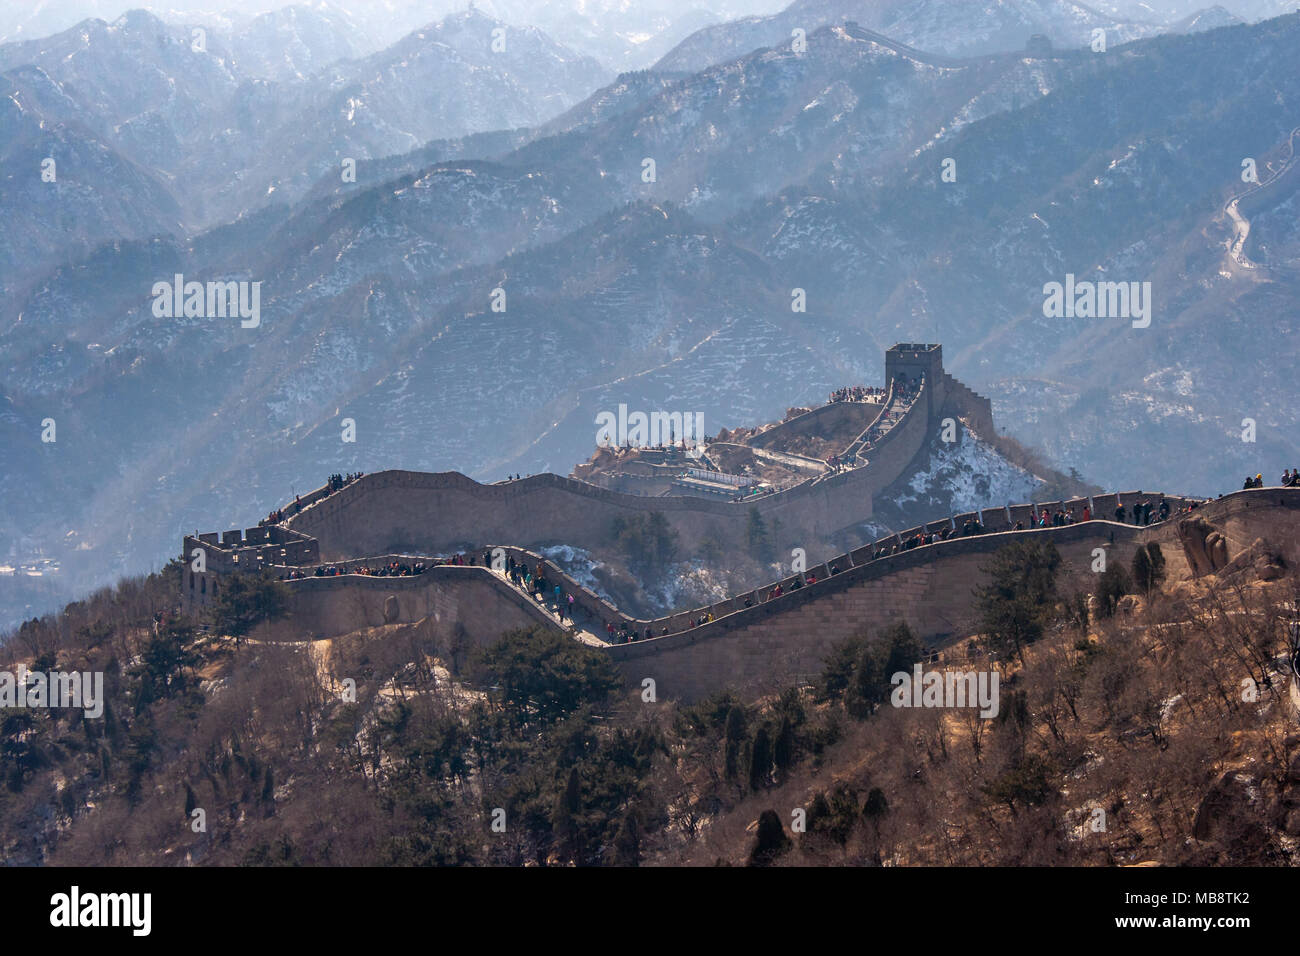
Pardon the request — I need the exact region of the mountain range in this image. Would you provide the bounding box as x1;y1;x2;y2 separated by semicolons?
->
2;4;1299;628
0;6;610;270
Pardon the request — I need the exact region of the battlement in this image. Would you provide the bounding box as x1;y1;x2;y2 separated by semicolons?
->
235;486;1223;652
885;343;942;381
181;524;319;610
244;489;1299;701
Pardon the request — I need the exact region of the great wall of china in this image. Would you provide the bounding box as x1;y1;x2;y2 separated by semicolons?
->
187;345;992;570
179;344;1300;701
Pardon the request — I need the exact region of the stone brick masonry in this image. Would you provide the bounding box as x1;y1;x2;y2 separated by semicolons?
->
234;490;1300;701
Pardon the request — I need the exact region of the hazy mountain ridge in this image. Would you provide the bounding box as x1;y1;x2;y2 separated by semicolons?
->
0;72;185;299
0;5;613;287
653;0;1164;73
217;2;375;80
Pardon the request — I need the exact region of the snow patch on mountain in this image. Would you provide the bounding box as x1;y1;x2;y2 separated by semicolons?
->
892;433;1045;513
539;545;617;605
652;559;731;612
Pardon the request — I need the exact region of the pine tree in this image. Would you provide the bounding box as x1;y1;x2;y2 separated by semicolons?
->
846;642;884;719
975;541;1062;660
863;787;889;822
1131;542;1166;595
261;767;275;812
552;767;581;862
613;811;641;866
748;810;791;867
773;716;796;774
806;792;831;835
749;723;773;791
724;705;747;781
211;569;289;645
1095;563;1132;618
862;787;890;863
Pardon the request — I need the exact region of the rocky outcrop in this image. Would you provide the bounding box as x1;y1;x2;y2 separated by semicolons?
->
1217;537;1287;582
1273;736;1300;838
1189;770;1278;863
1176;516;1230;576
1192;771;1256;841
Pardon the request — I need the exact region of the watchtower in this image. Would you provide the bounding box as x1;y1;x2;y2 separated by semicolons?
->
885;343;942;387
885;343;944;419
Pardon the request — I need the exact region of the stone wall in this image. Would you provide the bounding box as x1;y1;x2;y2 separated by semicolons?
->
285;456;899;572
940;374;995;438
1160;487;1300;577
182;526;318;611
250;566;557;662
605;519;1144;700
278;350;974;568
246;491;1300;701
747;399;881;450
207;346;1001;591
258;517;1149;699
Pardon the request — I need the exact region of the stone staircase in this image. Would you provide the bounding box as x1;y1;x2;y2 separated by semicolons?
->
840;380;919;465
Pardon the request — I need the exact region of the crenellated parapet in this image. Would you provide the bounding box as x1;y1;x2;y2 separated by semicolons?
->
181;525;318;611
238;489;1300;701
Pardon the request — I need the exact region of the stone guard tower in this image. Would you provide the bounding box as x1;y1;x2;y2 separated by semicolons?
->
885;343;943;384
885;343;944;416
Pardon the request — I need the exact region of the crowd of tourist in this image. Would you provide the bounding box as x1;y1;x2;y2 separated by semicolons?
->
591;485;1216;632
857;493;1205;559
576;478;1234;640
1243;470;1300;489
1027;505;1086;527
606;621;633;642
762;570;826;601
283;559;429;580
328;472;364;492
890;372;923;405
281;551;491;581
1112;495;1173;525
265;459;1297;647
731;484;773;502
871;520;970;558
502;554;546;595
499;553;587;628
613;622;671;642
836;373;925;470
828;385;885;403
260;472;367;526
500;551;733;644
